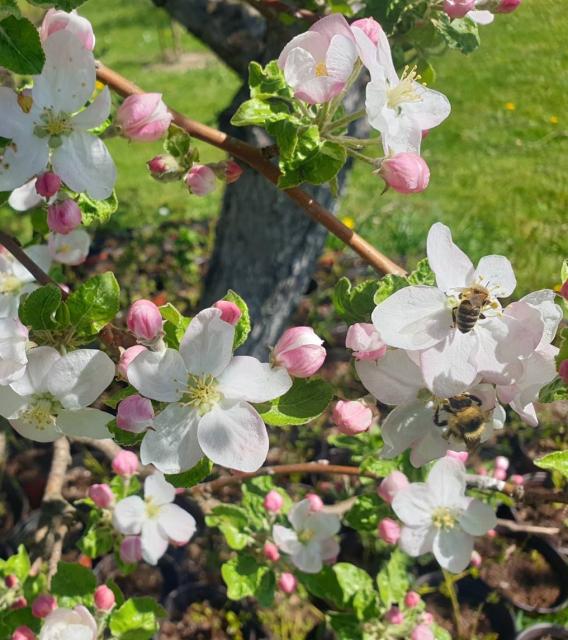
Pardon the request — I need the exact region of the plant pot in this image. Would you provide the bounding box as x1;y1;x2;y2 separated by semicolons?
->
516;624;568;640
414;571;516;640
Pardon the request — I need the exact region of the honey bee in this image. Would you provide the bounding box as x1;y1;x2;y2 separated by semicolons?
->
433;393;487;452
455;286;489;334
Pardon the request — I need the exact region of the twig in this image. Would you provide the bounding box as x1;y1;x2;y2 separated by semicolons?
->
495;518;560;536
70;436;123;460
243;0;318;22
95;63;406;277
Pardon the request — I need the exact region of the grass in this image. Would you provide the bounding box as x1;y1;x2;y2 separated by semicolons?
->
1;0;566;294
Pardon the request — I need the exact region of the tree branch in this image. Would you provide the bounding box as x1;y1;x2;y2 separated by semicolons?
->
242;0;318;22
95;63;406;277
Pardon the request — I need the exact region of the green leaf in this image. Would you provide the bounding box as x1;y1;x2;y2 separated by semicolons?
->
0;607;39;638
248;60;293;100
266;119;299;159
256;377;334;427
78;523;114;558
19;284;62;331
328;612;363;640
376;549;410;607
333;277;379;324
221;555;275;606
373;273;410;305
160;302;190;349
223;290;250;349
539;377;568;403
163;124;195;169
78;191;119;226
165;457;213;488
0;0;20;21
109;597;166;640
432;624;452;640
406;258;436;286
231;97;289;127
535;450;568;479
0;16;45;74
51;562;96;604
344;494;389;533
105;385;138;410
359;456;398;478
432;15;480;55
110;474;141;501
206;504;252;550
107;419;145;447
66;272;120;340
0;545;30;582
28;0;87;9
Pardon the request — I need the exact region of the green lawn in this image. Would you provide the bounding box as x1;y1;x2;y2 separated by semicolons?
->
1;0;566;294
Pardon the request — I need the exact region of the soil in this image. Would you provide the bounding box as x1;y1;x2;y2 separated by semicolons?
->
424;591;498;639
515;502;568;549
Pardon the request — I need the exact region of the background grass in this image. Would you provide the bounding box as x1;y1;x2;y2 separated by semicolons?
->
2;0;566;295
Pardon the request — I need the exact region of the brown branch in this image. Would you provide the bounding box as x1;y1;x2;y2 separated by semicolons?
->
244;0;318;22
495;518;560;536
95;63;406;277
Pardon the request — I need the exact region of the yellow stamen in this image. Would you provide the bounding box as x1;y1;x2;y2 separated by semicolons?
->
315;62;328;77
387;66;422;110
0;275;22;294
432;507;457;530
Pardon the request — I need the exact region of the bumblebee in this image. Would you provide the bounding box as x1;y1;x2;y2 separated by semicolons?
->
434;393;487;452
455;286;490;334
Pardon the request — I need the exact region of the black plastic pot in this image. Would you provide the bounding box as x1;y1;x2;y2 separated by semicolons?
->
414;571;516;640
516;624;568;640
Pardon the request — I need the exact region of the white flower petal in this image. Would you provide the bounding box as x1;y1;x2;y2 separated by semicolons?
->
0;87;31;139
158;503;196;543
320;537;340;561
0;133;49;192
273;524;302;555
10;417;60;442
468;10;494;24
140;404;203;474
8;180;42;212
291;542;324;573
218;356;292;403
399;525;435;557
381;401;435;459
432;528;473;573
10;346;61;396
283;47;316;89
405;84;451;130
72;87;111;130
128;349;187;403
515;346;558;409
179;308;235;377
351;27;381;79
288;499;312;531
409;427;452;468
520;289;562;349
458;498;497;536
0;385;29;419
308;512;341;541
57;408;112;439
392;484;434;527
141;519;169;565
473;255;516;298
426;223;474;293
372;286;452;350
197;400;268;472
48;349;115;409
144;472;175;506
48;229;91;266
326;34;357;81
426;457;466;508
112;495;145;535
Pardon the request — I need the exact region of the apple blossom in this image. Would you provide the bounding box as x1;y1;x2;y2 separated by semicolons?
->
39;9;95;50
392;457;497;572
117;345;147;379
147;154;180;181
278;14;357;105
12;596;27;609
32;595;57;619
117;395;154;433
0;32;115;199
94;585;115;611
332;399;372;434
495;455;509;470
273;326;326;377
12;628;35;640
0;245;51;318
128;307;292;473
273;498;340;573
0;318;28;385
278;572;297;594
404;591;421;608
345;322;386;361
377;470;410;503
88;483;114;509
470;550;482;567
385;606;404;624
352;27;450;154
422;613;434;625
127;299;163;343
411;625;434;640
8;180;43;212
213;300;242;325
264;490;284;513
306;493;324;512
446;450;469;463
350;17;382;45
47;200;82;235
116;94;172;142
112;450;139;477
378;518;401;544
48;229;91;266
185;164;217;196
263;541;280;562
444;0;476;18
120;536;142;564
495;0;521;13
112;472;197;565
0;346;114;442
35;172;61;198
379;153;430;194
39;606;97;640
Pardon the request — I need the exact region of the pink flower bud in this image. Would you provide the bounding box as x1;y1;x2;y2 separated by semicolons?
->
446;450;469;463
5;575;18;588
378;518;401;544
560;281;568;301
487;529;497;539
88;483;114;509
306;493;324;512
263;541;280;562
94;585;115;611
495;0;521;13
332;400;373;435
404;591;421;608
377;471;409;503
422;612;434;625
118;345;147;379
493;468;507;481
263;490;284;513
278;572;297;594
559;360;568;384
12;597;27;609
411;624;434;640
146;154;180;181
495;455;510;471
273;327;326;378
443;0;476;19
32;594;57;618
116;94;172;142
385;606;404;625
510;474;524;485
345;323;387;361
117;395;154;433
380;153;430;194
120;536;143;564
185;164;217;196
12;626;36;640
213;301;242;326
127;299;163;342
47;200;82;235
470;550;482;568
39;9;95;50
112;450;139;477
224;160;244;184
35;172;61;198
351;17;382;45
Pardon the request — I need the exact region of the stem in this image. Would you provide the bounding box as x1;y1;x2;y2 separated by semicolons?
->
442;569;464;639
347;148;378;165
322;108;367;135
326;59;363;122
95;63;407;277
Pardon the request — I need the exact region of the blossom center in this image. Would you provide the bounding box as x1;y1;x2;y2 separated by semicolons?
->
145;497;161;519
19;394;61;431
34;109;73;146
315;62;328;77
184;374;221;415
387;66;422;110
0;274;22;294
298;528;315;544
431;507;457;530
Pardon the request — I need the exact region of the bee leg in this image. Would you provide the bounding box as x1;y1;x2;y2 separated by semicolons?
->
470;395;482;406
433;406;447;427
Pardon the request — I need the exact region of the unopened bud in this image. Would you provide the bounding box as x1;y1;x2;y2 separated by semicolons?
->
213;300;242;326
351;17;382;45
470;550;482;568
263;541;280;562
88;483;114;509
378;518;401;544
278;572;297;594
147;154;181;182
332;400;373;435
35;172;61;198
117;395;154;433
404;591;421;608
116;94;172;142
185;164;217;196
127;299;163;342
263;490;284;513
273;327;326;378
411;624;434;640
47;200;82;235
379;153;430;194
12;626;36;640
443;0;475;18
94;585;116;611
385;606;404;625
32;594;57;618
377;471;409;503
112;450;139;477
306;493;324;512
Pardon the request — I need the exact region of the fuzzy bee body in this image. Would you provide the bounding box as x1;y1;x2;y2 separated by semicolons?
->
434;394;487;452
455;289;489;334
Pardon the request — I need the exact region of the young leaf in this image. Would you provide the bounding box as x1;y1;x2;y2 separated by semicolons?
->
0;545;30;582
160;302;190;349
19;284;63;331
0;16;45;74
165;457;213;488
222;289;250;349
538;377;568;403
535;450;568;479
51;562;97;603
66;272;120;340
344;494;389;532
78;191;119;226
432;15;480;55
221;555;275;607
333;277;379;325
376;549;410;607
0;0;20;21
109;597;166;640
